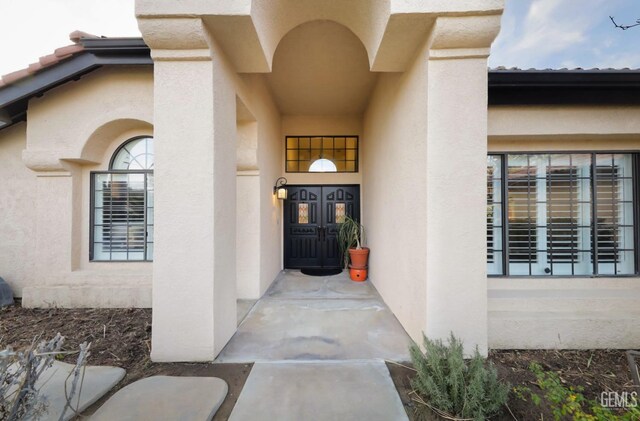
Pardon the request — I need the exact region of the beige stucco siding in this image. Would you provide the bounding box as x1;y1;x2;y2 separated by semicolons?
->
0;123;36;297
489;105;640;147
21;67;154;307
362;39;429;344
237;74;283;299
26;67;154;164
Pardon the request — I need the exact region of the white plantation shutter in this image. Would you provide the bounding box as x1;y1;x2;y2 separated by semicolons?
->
546;166;579;264
506;159;538;271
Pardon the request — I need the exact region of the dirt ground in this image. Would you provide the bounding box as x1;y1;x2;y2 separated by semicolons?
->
388;350;639;420
3;302;639;420
1;303;251;420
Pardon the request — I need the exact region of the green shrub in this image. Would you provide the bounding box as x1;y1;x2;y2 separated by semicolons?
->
409;333;509;420
518;362;640;421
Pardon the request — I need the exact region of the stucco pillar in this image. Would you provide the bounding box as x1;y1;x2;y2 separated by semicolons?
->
424;16;502;355
19;152;82;306
236;118;261;299
138;18;237;361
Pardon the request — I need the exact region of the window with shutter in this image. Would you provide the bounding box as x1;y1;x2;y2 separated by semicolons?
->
594;154;635;275
91;137;154;261
487;152;636;277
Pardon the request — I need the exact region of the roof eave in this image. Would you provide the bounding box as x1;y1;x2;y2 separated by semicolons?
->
489;70;640;105
0;39;151;131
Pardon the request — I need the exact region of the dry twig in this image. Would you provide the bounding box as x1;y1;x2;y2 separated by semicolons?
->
610;16;640;30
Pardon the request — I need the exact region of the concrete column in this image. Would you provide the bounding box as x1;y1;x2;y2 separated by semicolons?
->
139;18;237;361
424;16;502;355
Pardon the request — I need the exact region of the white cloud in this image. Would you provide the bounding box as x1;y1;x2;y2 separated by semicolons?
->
0;0;139;76
490;0;609;68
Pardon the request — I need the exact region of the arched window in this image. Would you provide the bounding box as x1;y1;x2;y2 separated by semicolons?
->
91;136;154;261
309;158;337;172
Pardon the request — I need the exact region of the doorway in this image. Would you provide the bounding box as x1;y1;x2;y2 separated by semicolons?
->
284;185;360;269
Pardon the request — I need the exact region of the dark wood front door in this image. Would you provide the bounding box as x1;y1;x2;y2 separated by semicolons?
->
284;185;360;269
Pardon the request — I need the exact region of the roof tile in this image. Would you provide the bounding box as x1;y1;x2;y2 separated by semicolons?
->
0;30;93;89
54;44;84;57
38;52;61;67
2;68;31;85
69;30;99;43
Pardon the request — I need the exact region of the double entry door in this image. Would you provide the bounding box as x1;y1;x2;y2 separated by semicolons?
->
284;185;360;269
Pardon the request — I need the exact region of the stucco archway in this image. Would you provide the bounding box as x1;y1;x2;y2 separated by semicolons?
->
266;20;376;116
80;118;154;164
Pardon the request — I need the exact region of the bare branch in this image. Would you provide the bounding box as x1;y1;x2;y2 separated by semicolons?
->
610;15;640;31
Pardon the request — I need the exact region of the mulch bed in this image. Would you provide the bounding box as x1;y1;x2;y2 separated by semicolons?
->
389;350;639;420
1;302;251;420
3;301;639;420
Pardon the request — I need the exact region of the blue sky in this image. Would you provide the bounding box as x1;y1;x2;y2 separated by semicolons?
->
0;0;639;76
489;0;640;69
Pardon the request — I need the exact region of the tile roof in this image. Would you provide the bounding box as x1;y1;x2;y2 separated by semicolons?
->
0;31;99;89
490;66;639;72
0;35;151;131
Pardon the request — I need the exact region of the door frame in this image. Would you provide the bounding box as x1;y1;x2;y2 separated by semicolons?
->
283;184;361;269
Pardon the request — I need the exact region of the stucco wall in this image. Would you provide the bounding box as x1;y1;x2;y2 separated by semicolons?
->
238;74;283;298
0;123;36;297
362;40;429;344
487;105;640;349
147;24;284;360
21;67;154;307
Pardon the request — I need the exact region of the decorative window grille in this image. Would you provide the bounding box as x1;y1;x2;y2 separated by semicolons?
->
487;156;503;275
487;153;636;276
285;136;358;173
91;137;154;261
507;158;538;265
546;166;580;264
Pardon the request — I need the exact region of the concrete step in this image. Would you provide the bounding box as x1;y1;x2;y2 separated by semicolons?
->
228;361;408;421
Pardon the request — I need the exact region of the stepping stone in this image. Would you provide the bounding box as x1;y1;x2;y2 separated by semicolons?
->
34;361;125;421
91;376;228;421
229;361;408;421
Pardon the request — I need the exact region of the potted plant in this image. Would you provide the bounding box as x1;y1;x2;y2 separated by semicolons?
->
337;215;369;269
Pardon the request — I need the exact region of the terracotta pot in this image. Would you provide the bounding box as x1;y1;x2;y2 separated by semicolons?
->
348;247;370;269
349;267;368;282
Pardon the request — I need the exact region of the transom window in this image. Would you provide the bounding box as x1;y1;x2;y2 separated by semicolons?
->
286;136;358;173
91;137;154;261
488;153;637;276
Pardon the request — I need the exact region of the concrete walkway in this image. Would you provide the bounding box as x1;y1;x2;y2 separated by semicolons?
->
217;270;412;362
221;270;413;420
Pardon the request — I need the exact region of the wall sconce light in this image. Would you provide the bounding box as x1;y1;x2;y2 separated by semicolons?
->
273;177;288;200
